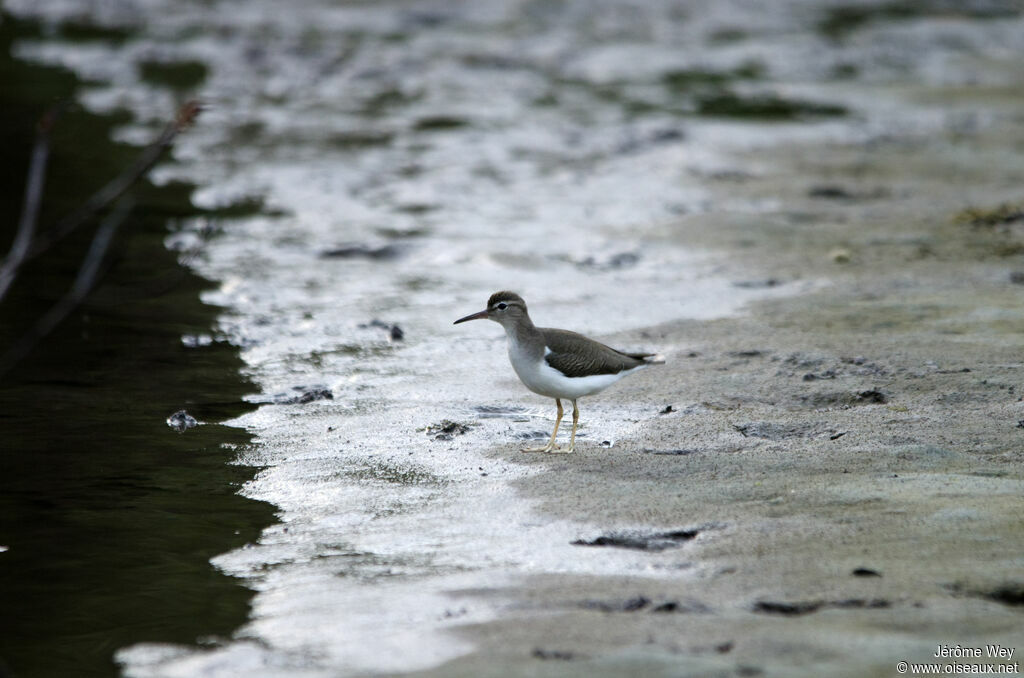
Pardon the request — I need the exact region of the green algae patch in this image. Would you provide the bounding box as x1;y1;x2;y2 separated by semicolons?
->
696;91;847;120
661;62;765;93
818;2;1021;41
413;115;470;131
954;203;1024;228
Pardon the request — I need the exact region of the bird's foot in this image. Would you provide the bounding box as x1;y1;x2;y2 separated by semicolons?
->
521;443;575;454
521;443;558;453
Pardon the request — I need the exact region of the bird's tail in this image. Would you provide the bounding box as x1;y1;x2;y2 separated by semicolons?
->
621;350;666;365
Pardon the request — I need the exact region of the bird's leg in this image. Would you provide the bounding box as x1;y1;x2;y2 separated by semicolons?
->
549;400;579;454
522;398;563;452
562;399;579;454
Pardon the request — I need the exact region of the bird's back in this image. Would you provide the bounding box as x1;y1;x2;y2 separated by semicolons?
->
539;328;652;378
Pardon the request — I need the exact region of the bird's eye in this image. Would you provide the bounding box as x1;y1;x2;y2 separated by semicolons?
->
496;302;508;310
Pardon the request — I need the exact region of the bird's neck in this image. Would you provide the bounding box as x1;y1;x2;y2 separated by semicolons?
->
503;314;543;361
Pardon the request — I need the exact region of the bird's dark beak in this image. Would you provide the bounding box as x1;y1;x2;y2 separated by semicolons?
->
454;309;489;324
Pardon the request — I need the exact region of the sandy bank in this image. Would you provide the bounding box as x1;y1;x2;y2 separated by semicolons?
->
396;98;1024;678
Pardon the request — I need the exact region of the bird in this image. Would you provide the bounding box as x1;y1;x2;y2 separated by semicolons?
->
454;291;664;453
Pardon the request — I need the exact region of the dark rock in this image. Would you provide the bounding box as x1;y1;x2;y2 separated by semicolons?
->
393;202;437;215
581;596;650;612
753;598;890;616
852;567;882;577
798;389;887;408
642;448;698;456
166;410;198;433
733;279;781;289
532;648;578;661
413;115;468;131
809;185;889;200
752;600;823;616
831;598;891;609
572;528;701;552
651;598;711;613
783;352;825;369
321;243;405;260
841;356;889;376
808;184;855;199
694;91;847;119
424;419;471;441
359;319;404;341
986;583;1024;606
295;388;333;404
272;386;334;405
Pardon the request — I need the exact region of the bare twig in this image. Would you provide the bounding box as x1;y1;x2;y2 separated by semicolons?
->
0;106;60;302
27;100;203;264
0;101;203;379
0;198;133;379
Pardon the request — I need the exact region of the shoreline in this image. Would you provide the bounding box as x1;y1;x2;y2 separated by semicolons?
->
393;97;1024;677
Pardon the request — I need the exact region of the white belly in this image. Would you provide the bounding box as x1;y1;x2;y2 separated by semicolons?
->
507;346;639;400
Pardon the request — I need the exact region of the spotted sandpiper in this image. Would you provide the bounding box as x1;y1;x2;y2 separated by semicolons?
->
454;291;664;453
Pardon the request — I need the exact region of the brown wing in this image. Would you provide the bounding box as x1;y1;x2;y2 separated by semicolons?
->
540;328;650;377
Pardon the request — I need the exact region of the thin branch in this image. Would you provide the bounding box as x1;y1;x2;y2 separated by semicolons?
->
0;101;203;379
27;100;203;263
0;199;132;379
0;106;60;302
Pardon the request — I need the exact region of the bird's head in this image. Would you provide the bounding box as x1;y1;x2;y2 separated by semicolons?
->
454;291;528;328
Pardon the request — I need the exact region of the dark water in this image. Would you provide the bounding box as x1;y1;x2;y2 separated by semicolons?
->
0;14;274;678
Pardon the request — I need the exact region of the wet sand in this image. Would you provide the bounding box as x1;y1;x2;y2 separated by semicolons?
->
397;106;1024;676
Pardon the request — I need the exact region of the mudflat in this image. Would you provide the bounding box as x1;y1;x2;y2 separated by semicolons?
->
400;101;1024;677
